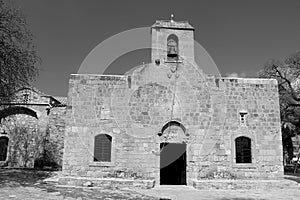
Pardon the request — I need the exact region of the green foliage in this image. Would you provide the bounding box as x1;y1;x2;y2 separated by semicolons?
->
9;123;43;168
0;0;39;98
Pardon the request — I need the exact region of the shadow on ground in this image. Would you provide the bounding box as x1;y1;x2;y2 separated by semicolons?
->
284;171;300;183
0;168;159;200
0;168;52;188
2;169;299;200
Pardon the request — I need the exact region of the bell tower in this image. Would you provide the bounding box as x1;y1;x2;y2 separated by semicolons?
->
151;15;195;64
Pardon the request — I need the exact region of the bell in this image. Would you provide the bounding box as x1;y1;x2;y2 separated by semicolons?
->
167;46;178;58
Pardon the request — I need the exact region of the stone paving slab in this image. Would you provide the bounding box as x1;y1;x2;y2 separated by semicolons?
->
192;178;300;190
133;185;300;200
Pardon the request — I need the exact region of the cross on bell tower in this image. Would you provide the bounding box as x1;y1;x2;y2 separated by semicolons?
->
170;14;174;22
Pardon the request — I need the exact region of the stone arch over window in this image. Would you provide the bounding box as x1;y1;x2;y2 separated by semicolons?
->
0;136;9;161
0;106;38;120
167;34;179;60
94;134;112;162
235;136;252;163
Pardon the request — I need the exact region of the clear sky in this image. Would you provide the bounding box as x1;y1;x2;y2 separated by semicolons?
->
11;0;300;97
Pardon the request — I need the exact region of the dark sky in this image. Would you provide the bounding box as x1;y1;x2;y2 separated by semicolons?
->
12;0;300;97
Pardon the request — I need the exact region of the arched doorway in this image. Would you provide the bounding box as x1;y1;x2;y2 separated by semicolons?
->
159;121;187;185
0;106;40;167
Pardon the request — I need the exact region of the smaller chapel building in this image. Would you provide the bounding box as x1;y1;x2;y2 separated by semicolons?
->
62;19;283;186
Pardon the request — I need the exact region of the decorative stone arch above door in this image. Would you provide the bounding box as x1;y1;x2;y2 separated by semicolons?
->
159;120;188;143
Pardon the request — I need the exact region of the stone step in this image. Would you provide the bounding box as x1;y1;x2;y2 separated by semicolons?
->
153;185;196;191
57;176;155;189
192;179;300;190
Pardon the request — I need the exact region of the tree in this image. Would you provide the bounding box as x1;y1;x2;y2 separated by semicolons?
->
0;0;39;99
258;51;300;161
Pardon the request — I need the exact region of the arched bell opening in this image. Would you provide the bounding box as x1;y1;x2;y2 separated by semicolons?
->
167;34;179;61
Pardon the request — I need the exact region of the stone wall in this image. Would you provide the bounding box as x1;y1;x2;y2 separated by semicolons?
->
46;104;67;167
196;77;283;179
63;61;283;186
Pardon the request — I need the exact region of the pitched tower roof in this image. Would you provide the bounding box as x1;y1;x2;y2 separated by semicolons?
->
151;19;194;30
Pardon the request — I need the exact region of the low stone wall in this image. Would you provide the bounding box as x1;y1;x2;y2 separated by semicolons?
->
58;177;155;189
192;179;300;190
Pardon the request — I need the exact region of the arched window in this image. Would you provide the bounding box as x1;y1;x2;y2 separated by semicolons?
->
235;136;252;163
94;134;112;162
167;34;179;60
0;137;9;161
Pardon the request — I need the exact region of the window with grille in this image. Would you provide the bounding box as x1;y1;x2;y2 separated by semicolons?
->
235;136;252;163
240;114;246;125
239;110;247;125
0;137;8;161
94;134;112;162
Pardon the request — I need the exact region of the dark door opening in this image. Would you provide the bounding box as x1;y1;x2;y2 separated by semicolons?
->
0;137;8;161
160;143;186;185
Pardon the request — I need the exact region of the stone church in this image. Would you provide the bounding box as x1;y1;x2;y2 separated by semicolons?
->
62;19;283;187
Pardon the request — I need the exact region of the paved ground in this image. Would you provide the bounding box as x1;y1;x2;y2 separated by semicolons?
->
0;169;157;200
135;185;300;200
1;169;300;199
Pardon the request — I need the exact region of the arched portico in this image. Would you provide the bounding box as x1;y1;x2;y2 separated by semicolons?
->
0;87;66;168
0;106;38;120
